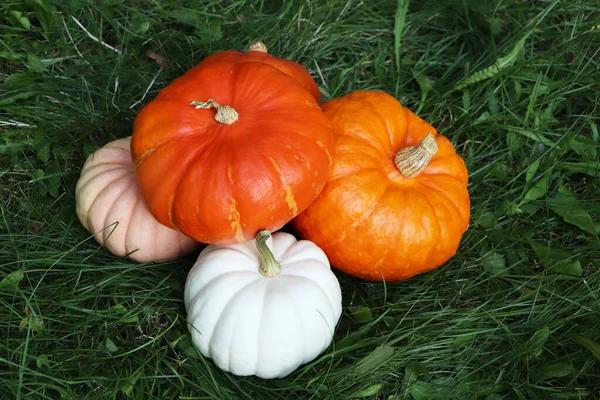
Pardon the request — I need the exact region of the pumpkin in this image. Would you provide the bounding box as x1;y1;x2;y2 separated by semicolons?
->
131;45;333;245
184;230;342;379
293;91;470;281
75;137;200;262
198;42;322;103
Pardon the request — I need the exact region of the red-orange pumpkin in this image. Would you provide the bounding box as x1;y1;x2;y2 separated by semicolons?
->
293;91;470;281
198;42;321;103
131;45;333;245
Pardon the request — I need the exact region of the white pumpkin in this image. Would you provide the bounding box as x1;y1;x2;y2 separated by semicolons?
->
184;230;342;379
75;137;199;262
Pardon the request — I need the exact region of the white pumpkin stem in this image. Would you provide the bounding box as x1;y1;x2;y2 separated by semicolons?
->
189;99;239;125
256;230;281;278
247;41;268;53
394;133;438;178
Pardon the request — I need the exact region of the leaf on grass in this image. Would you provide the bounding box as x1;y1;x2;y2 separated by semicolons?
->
25;0;54;31
36;354;53;369
0;51;25;61
525;159;541;184
0;269;24;289
3;72;35;90
506;126;556;147
574;335;600;361
540;362;574;379
547;186;600;235
517;326;550;359
350;306;372;323
111;304;139;324
565;133;597;160
27;54;46;73
452;333;476;348
482;252;507;275
355;344;395;374
20;316;44;332
105;338;119;353
351;384;382;398
36;142;50;163
184;344;201;359
522;174;550;203
558;161;600;177
8;10;31;30
403;363;430;394
394;0;409;72
413;69;434;105
590;121;599;142
455;32;530;90
0;91;38;106
407;378;456;400
120;366;144;396
501;200;523;216
528;241;583;276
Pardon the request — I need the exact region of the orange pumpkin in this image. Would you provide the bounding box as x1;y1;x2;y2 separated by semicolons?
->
199;42;321;103
293;91;470;281
131;46;333;245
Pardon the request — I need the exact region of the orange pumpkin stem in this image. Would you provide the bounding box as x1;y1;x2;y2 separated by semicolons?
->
189;99;239;125
256;230;281;278
394;133;438;178
248;41;268;53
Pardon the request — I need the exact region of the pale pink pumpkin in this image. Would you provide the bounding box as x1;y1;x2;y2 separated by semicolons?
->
75;137;200;262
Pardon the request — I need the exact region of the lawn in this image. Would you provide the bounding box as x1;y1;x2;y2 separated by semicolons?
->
1;0;599;398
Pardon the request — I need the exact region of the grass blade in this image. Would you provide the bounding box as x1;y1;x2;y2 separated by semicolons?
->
394;0;410;73
454;31;530;91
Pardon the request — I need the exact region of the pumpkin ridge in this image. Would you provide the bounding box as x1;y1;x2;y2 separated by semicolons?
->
283;276;334;360
256;280;270;373
227;61;314;106
285;274;336;334
101;182;138;246
87;173;132;235
323;179;393;249
363;99;398;151
169;132;224;230
228;60;320;102
268;157;298;217
361;252;389;280
413;188;442;266
202;244;256;262
334;133;384;157
335;130;383;154
325;167;381;187
281;288;307;362
417;178;468;224
77;166;130;197
123;192;142;255
226;280;267;372
205;278;263;365
85;146;131;167
196;273;260;321
83;160;132;170
134;121;219;167
257;119;330;142
420;170;467;182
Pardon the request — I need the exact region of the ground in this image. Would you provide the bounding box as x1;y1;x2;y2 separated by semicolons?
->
1;0;599;399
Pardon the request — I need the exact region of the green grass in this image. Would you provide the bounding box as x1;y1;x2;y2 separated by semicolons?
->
1;0;599;398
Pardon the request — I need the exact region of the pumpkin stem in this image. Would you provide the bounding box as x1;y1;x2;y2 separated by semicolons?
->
256;230;281;278
248;41;268;53
394;133;438;178
189;99;239;125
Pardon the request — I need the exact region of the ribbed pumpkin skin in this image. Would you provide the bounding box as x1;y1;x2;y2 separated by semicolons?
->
293;91;470;281
131;61;333;245
75;137;199;262
199;49;322;103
